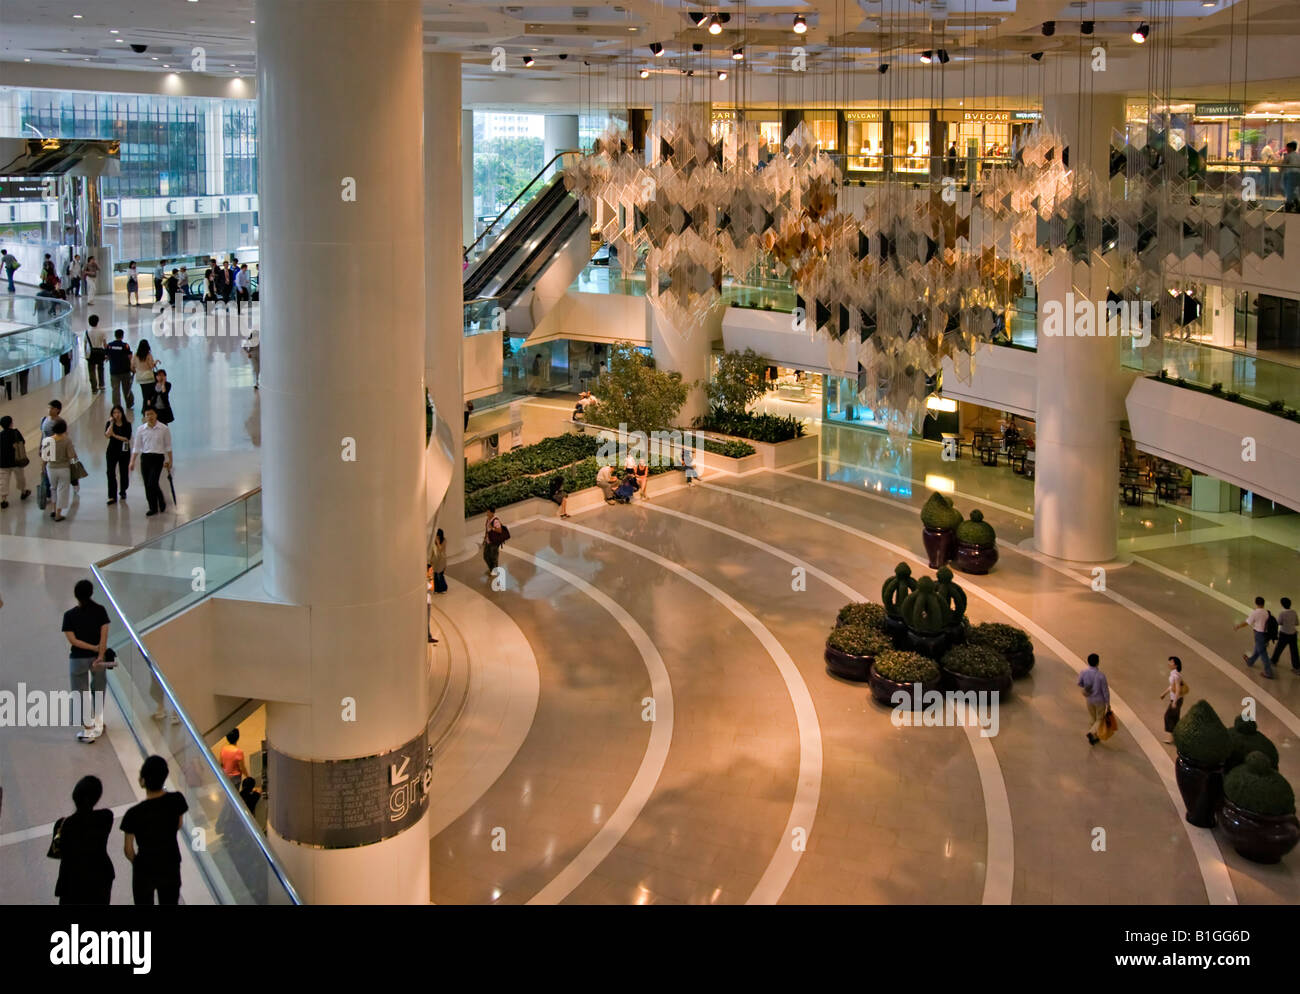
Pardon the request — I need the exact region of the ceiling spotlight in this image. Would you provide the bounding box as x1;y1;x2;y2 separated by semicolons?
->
649;41;663;56
877;62;889;74
1132;22;1149;43
109;29;119;34
692;42;703;52
919;50;933;63
639;68;649;78
717;69;727;80
523;55;534;66
1030;51;1044;61
1081;20;1094;35
708;15;723;35
731;46;744;60
688;11;706;26
1041;21;1055;36
793;14;807;34
557;52;568;59
936;49;950;64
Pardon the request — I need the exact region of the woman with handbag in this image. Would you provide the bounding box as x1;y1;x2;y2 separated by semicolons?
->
51;775;115;905
0;415;31;509
133;340;158;409
105;405;132;504
151;369;176;425
1160;656;1187;743
40;418;80;522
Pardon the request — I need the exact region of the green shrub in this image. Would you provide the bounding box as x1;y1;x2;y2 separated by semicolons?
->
935;566;967;625
900;576;948;634
1173;700;1232;766
1225;391;1241;402
920;491;962;530
1227;717;1279;771
955;509;996;546
941;644;1012;680
702;438;757;459
465;434;603;494
837;602;887;631
1223;752;1296;816
873;650;941;685
827;624;892;658
1268;399;1285;413
706;348;771;413
968;622;1032;658
693;407;806;443
592;341;691;433
882;562;916;618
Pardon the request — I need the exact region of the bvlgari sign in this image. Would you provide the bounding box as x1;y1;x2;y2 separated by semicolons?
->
103;194;259;222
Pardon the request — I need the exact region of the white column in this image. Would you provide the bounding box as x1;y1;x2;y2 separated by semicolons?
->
256;0;429;904
543;114;579;177
461;109;476;249
1033;89;1126;563
204;103;226;196
426;54;467;551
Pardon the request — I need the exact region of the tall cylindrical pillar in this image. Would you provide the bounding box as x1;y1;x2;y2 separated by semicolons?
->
1033;90;1126;563
461;109;476;250
544;114;579;176
427;54;467;550
256;0;430;903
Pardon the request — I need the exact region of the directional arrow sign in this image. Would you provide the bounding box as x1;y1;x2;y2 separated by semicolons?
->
389;755;410;786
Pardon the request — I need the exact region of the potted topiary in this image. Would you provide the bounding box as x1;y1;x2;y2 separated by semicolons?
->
836;601;887;631
1172;700;1233;828
899;576;951;659
1218;752;1300;864
1226;716;1279;772
868;649;942;707
968;622;1035;678
953;510;999;574
920;491;963;568
825;624;893;682
940;643;1013;696
881;563;916;646
935;566;968;645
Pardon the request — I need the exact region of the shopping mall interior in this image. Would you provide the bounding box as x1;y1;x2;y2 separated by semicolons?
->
1;0;1300;910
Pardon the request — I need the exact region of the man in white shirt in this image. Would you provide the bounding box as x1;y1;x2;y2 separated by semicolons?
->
1273;597;1299;673
129;406;173;517
596;463;616;503
234;264;251;315
1235;596;1275;678
84;314;108;393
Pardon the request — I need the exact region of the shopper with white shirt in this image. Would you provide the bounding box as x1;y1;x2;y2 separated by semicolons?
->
1272;597;1298;673
1235;596;1275;678
129;406;173;517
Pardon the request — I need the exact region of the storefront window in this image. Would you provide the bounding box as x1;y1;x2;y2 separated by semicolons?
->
804;111;836;152
846;112;884;173
891;113;930;175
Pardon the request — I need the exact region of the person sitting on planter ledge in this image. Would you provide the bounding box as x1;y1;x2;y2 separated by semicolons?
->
613;470;640;504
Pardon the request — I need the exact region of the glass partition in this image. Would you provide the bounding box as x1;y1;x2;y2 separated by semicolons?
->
0;294;75;381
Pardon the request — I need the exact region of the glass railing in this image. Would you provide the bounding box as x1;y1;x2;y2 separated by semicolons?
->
724;277;798;313
1123;336;1300;413
0;293;75;380
464;295;503;337
570;262;649;297
91;489;298;905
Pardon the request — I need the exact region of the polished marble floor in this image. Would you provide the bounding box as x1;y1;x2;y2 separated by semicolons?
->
2;296;1298;904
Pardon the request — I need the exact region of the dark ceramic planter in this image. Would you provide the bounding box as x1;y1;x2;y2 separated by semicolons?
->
1005;647;1035;679
1175;754;1225;828
825;644;875;683
906;627;950;660
1217;798;1300;864
883;614;909;647
954;541;999;575
868;667;941;707
946;622;967;647
921;525;956;568
943;668;1013;697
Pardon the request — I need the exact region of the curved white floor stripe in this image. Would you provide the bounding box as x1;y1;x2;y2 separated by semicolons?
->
551;518;823;906
425;577;541;840
500;546;675;906
706;480;1237;906
639;500;1014;905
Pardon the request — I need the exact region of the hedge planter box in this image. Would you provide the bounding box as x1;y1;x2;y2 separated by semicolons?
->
824;645;876;683
1217;799;1300;864
1175;755;1225;828
868;668;941;707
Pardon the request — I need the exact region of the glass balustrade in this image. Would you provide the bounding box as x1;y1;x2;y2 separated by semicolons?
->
0;294;76;381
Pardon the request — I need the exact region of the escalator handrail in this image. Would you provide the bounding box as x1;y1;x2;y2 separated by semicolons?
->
464;148;583;261
462;177;572;301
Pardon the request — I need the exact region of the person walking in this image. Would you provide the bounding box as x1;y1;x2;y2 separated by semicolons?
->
104;405;132;505
1235;596;1275;679
106;328;134;408
234;263;251;315
153;259;165;304
51;775;115;905
202;268;217;315
634;457;649;501
133;340;158;409
242;328;260;389
121;755;189;906
219;729;251;791
40;417;78;522
1078;652;1112;745
1282;141;1300;212
464;399;474;431
1272;596;1299;673
82;255;99;305
0;415;31;509
126;260;140;307
2;248;18;292
431;527;448;593
483;506;508;574
1159;656;1187;743
84;314;107;393
219;261;234;308
68;254;83;298
151;369;175;425
130;405;172;517
425;564;440;644
62;579;110;742
164;268;179;309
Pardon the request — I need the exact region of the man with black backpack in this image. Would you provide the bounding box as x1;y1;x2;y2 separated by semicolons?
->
1236;596;1276;679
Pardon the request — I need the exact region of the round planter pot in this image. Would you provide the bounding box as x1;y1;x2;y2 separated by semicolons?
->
921;526;956;568
906;627;950;660
825;644;874;683
1005;647;1035;679
1217;798;1300;864
945;622;967;647
1175;754;1225;828
868;667;941;708
953;541;999;575
883;614;909;648
943;669;1013;698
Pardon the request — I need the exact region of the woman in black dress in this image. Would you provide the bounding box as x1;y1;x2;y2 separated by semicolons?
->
53;775;115;905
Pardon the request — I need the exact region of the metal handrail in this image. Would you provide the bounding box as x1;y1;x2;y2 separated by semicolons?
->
464;148;583;261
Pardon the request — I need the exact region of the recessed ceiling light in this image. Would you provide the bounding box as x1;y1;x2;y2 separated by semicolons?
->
24;58;30;62
151;56;158;60
73;13;83;18
109;29;118;33
115;38;124;42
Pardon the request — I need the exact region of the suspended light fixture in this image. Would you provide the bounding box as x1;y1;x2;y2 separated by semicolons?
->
523;55;535;66
877;62;889;73
732;46;744;60
919;50;933;63
708;14;723;35
1081;20;1094;35
649;41;663;56
692;42;704;52
717;69;727;80
639;67;650;78
1041;21;1055;36
1132;22;1149;43
792;14;807;34
936;49;950;64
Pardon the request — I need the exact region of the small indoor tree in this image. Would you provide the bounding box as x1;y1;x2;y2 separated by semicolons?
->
707;347;771;414
592;341;690;432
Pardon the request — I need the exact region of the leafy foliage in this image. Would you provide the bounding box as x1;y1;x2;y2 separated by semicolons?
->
706;348;772;413
592;342;691;434
873;650;941;684
1227;717;1280;772
956;509;996;546
920;491;963;530
465;456;676;516
464;434;603;494
940;644;1011;680
693;406;807;443
1173;700;1232;766
1224;752;1296;816
826;624;892;658
702;438;757;458
967;622;1032;658
837;602;888;631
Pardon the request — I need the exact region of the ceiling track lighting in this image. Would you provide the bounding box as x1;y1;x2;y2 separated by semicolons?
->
1132;22;1149;43
936;49;950;64
792;14;807;34
649;41;663;56
639;68;649;78
692;42;704;52
877;62;889;73
1041;20;1055;36
919;50;933;63
717;69;727;80
523;55;534;66
1080;20;1094;35
731;46;744;60
1030;51;1044;61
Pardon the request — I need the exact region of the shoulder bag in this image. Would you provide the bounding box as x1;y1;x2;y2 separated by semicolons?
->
12;438;29;468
